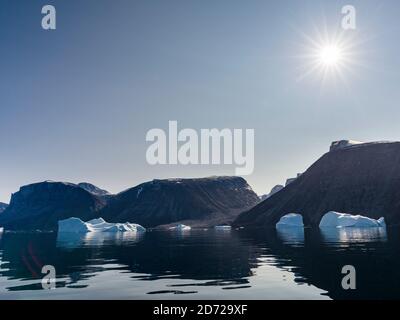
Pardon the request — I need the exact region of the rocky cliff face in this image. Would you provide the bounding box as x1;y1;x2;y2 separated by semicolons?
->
78;182;113;202
0;202;8;214
100;176;260;228
234;142;400;227
78;182;111;197
260;185;284;201
0;182;106;230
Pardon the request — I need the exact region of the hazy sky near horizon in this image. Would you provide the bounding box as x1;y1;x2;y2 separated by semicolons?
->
1;0;400;203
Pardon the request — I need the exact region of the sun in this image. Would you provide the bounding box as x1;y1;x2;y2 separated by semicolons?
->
292;14;373;91
310;40;349;74
295;27;360;86
318;45;343;67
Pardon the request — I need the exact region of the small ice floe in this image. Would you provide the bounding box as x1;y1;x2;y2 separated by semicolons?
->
276;213;304;228
58;217;146;233
169;224;191;231
0;227;3;233
319;211;386;228
214;225;232;231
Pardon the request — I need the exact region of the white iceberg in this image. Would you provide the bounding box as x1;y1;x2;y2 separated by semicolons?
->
214;225;232;230
319;211;386;228
169;224;191;231
377;217;386;228
58;217;91;233
0;227;3;233
276;213;304;228
58;217;146;233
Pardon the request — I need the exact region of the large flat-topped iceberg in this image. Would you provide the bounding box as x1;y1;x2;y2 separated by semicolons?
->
58;217;146;233
319;211;386;228
276;213;304;228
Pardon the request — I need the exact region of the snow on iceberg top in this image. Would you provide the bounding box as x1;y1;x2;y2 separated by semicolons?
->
276;213;304;228
58;217;146;233
319;211;386;228
87;218;106;225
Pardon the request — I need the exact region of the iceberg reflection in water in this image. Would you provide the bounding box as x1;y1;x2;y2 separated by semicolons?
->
56;231;145;249
4;226;400;299
165;227;192;239
320;227;387;244
276;226;305;246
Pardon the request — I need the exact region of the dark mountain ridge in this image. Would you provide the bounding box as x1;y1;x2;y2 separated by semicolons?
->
234;141;400;227
0;181;106;230
78;182;111;197
0;177;259;230
78;182;113;202
99;176;260;228
0;202;8;213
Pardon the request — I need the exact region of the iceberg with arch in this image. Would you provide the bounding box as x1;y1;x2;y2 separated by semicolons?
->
319;211;386;228
58;217;146;233
276;213;304;228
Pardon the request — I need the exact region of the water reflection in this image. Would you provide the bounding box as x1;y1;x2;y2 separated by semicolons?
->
276;226;305;246
166;229;192;239
1;227;400;299
56;231;145;249
320;227;387;244
0;230;255;296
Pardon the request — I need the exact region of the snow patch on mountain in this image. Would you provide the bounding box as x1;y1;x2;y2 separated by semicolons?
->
78;183;111;196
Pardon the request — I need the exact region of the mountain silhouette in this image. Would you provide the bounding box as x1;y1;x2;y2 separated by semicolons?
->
235;141;400;227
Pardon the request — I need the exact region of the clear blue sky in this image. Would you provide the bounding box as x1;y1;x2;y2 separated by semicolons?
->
1;0;400;202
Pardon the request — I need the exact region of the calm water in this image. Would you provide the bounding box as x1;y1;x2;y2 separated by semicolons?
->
0;226;398;300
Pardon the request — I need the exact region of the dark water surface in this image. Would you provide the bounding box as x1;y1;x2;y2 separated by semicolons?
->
0;227;398;299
